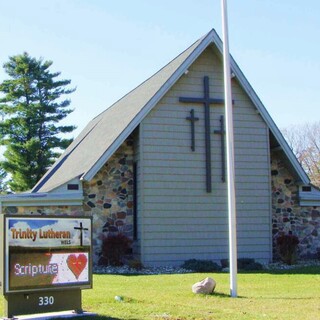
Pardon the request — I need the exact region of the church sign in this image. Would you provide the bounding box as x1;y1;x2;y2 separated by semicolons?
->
0;215;92;318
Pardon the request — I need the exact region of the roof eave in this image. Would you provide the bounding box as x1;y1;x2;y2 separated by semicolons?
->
79;29;308;186
0;192;83;207
82;30;219;182
227;51;310;185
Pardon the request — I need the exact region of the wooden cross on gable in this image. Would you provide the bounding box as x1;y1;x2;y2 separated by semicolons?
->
214;115;226;182
179;76;225;193
186;109;199;152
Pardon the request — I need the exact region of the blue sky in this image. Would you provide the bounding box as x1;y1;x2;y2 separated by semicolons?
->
9;218;56;229
0;0;319;138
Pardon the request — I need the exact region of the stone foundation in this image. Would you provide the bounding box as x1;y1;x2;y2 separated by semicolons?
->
4;143;319;267
2;138;135;267
271;153;320;260
83;137;134;265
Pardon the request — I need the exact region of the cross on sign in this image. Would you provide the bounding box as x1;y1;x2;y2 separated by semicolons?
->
74;222;89;247
179;76;225;193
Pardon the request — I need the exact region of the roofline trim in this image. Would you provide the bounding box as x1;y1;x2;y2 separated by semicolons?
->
79;28;309;185
0;192;83;207
299;199;320;207
227;56;310;184
82;30;217;181
208;29;309;184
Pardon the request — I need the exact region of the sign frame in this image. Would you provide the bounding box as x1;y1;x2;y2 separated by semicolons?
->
0;214;93;318
1;215;93;294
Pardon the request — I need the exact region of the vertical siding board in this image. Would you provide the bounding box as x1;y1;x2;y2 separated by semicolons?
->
140;48;271;266
132;127;141;256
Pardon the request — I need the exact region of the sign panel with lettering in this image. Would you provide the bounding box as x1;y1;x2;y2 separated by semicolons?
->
4;216;92;293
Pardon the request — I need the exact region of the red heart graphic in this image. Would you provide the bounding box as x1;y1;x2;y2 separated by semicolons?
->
67;254;87;279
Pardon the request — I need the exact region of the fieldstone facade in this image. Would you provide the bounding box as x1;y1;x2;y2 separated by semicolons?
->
271;152;320;260
82;136;135;265
4;142;320;266
2;138;135;267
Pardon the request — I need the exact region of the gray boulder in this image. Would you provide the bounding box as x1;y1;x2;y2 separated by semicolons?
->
192;277;216;294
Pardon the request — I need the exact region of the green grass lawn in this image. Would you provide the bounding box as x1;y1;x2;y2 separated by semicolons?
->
1;266;320;320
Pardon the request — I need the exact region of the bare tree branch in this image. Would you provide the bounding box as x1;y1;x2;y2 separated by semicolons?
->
282;121;320;187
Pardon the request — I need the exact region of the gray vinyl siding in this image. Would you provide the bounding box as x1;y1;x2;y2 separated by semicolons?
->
139;48;271;266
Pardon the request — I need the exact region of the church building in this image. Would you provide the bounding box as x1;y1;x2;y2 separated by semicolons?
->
1;29;320;266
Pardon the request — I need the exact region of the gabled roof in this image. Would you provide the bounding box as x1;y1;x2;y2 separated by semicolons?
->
32;29;309;193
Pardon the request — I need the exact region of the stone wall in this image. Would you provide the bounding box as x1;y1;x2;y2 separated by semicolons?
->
82;137;134;265
2;138;135;267
271;153;320;259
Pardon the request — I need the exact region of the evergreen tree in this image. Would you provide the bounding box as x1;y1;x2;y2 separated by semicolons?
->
0;167;8;193
0;52;76;191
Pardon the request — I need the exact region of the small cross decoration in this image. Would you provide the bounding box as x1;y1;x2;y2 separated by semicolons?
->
214;115;226;182
186;109;199;151
74;222;89;246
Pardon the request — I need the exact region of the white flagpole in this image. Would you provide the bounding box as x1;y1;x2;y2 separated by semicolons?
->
221;0;238;298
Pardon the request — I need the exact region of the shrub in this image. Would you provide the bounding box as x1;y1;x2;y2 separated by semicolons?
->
220;258;263;271
276;233;299;265
100;234;132;266
242;262;263;271
128;258;144;270
181;259;222;272
237;258;255;268
238;258;263;271
220;259;229;269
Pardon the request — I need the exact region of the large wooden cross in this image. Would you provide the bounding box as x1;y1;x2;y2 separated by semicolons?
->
179;76;225;193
